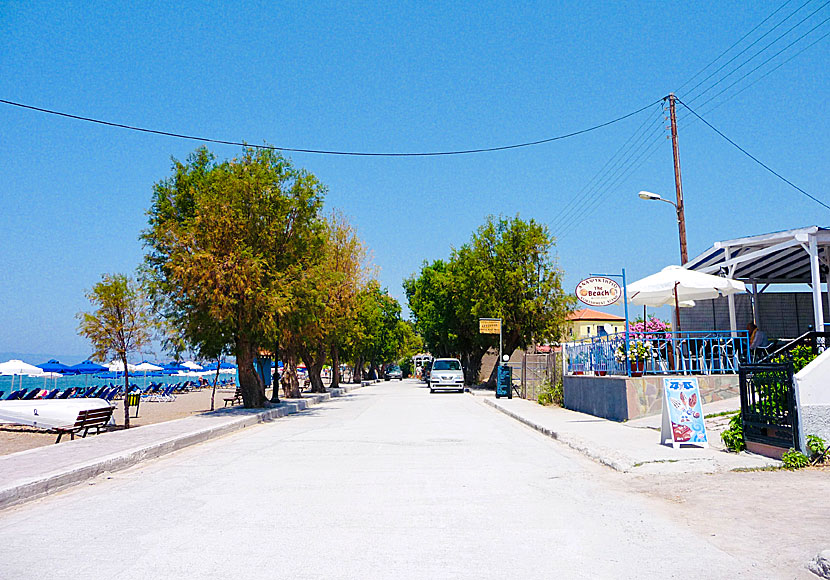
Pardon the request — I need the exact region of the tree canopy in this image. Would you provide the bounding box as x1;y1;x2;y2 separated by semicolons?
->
142;146;326;407
406;215;573;385
77;273;153;427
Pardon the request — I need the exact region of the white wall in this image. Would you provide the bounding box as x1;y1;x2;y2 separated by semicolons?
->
794;348;830;447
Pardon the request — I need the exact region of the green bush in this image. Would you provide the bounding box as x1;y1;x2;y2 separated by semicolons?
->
807;434;828;463
720;413;746;452
782;448;810;469
537;380;563;406
772;344;817;373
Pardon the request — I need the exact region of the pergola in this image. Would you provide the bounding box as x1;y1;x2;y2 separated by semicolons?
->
685;226;830;334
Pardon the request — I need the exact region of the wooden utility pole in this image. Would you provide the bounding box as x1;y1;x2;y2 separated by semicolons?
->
668;93;688;264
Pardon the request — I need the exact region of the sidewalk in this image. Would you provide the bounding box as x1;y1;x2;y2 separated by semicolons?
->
470;389;779;474
0;384;367;511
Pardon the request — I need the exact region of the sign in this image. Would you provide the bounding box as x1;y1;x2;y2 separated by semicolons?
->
496;365;512;399
575;277;622;307
479;318;502;334
661;378;709;448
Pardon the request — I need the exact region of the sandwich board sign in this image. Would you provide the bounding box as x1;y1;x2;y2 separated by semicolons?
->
661;377;708;448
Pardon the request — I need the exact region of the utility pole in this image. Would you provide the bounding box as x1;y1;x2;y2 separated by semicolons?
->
668;93;688;265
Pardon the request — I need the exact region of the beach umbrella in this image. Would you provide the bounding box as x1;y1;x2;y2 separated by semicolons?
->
69;360;108;374
0;360;46;376
36;359;76;374
108;360;138;373
181;361;203;370
0;359;46;391
627;265;745;331
134;361;164;387
134;361;163;372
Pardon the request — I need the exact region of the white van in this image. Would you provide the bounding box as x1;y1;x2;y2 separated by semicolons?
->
428;358;465;393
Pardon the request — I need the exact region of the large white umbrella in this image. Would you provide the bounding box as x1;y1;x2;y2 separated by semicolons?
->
107;360;138;373
628;265;745;331
134;362;163;372
627;265;745;307
0;359;45;392
0;360;46;376
134;361;163;388
181;361;203;371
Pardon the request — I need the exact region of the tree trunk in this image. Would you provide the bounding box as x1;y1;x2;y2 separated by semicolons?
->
301;342;327;393
282;346;302;399
330;346;340;389
121;353;131;429
236;334;266;407
351;358;361;383
210;358;221;412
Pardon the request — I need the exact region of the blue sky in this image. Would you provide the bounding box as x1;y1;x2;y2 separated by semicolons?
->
1;1;828;361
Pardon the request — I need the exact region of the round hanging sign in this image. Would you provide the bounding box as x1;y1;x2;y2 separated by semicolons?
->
575;277;621;307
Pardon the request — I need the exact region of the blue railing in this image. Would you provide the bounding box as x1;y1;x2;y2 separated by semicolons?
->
565;330;750;376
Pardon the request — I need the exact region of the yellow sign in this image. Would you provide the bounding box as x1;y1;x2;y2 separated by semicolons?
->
479;318;501;334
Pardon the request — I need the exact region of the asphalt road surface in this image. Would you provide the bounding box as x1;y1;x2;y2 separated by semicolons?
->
0;380;785;579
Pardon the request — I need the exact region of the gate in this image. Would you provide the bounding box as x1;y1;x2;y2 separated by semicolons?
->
739;362;800;450
506;352;562;401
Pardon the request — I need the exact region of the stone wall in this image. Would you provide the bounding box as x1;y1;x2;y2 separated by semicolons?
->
564;374;740;421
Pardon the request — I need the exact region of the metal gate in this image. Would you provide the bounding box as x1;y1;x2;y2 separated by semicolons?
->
739;362;799;450
506;352;562;401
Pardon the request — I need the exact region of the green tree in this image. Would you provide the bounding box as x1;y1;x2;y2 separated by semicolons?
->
406;215;573;386
143;146;326;407
77;274;153;428
344;282;407;381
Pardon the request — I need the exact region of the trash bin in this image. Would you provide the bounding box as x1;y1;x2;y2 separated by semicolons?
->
496;365;512;399
126;392;140;417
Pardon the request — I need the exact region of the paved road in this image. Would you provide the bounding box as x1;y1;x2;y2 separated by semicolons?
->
0;380;781;578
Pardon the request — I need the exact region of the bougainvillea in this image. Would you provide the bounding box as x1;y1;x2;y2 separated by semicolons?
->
628;316;671;340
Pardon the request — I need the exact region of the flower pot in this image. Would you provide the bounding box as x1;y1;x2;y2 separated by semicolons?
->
630;360;645;377
596;370;607;376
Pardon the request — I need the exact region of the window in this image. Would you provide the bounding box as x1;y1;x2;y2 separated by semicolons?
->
433;360;461;371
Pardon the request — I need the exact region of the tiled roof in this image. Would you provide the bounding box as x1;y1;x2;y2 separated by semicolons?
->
567;308;625;321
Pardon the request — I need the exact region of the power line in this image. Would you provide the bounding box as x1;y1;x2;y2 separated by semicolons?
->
682;0;819;101
548;104;663;233
0;97;662;157
700;25;830;115
677;98;830;211
687;1;830;105
675;0;798;93
695;14;830;111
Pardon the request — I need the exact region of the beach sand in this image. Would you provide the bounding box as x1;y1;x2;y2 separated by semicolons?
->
0;384;279;457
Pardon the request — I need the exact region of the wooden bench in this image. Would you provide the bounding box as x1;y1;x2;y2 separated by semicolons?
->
54;406;115;443
223;388;243;407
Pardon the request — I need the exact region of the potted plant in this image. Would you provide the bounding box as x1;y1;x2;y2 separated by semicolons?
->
614;341;653;377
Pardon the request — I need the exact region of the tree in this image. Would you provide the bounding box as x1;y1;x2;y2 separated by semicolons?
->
77;274;153;428
293;211;368;392
143;146;326;408
406;215;574;386
345;282;407;380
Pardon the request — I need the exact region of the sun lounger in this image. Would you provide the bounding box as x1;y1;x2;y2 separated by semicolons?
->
22;389;39;400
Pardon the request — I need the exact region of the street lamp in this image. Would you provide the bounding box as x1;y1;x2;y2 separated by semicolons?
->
638;190;688;264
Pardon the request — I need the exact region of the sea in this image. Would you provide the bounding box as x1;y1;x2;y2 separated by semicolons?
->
0;371;237;397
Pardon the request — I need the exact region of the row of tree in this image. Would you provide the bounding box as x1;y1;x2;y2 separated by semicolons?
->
80;146;419;424
404;215;574;385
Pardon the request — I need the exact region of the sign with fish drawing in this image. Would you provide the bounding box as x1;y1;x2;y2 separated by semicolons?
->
660;377;708;448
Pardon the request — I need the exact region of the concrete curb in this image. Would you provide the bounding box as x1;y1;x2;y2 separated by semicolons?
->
480;396;633;472
0;384;365;511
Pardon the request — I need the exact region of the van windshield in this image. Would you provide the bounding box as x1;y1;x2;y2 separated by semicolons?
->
433;360;461;371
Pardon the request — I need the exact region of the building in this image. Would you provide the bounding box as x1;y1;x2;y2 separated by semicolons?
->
566;308;625;340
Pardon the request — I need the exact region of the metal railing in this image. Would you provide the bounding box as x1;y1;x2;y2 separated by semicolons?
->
564;330;750;376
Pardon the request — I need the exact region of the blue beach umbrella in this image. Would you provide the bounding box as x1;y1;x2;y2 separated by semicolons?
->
37;359;77;374
69;360;108;374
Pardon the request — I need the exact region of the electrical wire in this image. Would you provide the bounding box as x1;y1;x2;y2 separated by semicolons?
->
0;97;662;157
699;25;830;116
682;0;820;101
677;98;830;211
674;0;797;93
695;15;830;111
686;1;830;105
548;103;663;234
